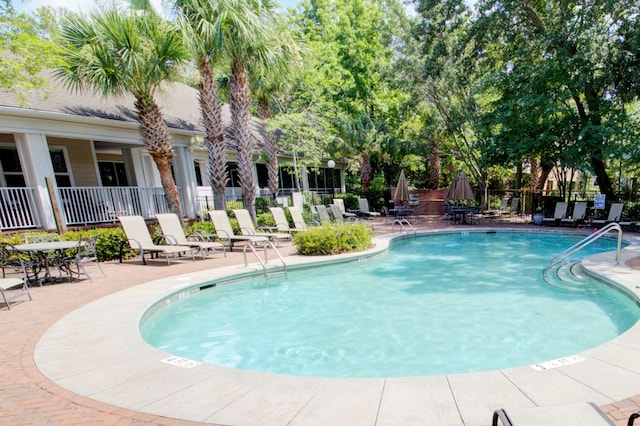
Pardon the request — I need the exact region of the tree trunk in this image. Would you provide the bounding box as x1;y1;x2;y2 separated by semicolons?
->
198;58;228;211
134;96;182;217
230;57;257;222
360;153;372;196
428;139;441;190
258;96;279;200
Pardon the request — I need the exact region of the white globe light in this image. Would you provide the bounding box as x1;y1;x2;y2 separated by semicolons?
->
327;160;335;168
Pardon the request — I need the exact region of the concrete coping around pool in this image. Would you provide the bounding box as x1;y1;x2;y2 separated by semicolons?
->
35;228;640;426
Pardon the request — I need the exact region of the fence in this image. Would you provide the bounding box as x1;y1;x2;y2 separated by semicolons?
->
0;187;41;230
58;186;185;226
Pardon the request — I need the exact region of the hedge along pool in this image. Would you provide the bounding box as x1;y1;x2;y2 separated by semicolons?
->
140;231;640;378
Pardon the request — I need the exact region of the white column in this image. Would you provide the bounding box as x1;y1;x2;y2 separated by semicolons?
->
14;133;57;230
301;168;309;191
172;145;196;218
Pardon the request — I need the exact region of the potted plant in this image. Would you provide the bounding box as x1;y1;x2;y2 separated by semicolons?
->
533;207;545;225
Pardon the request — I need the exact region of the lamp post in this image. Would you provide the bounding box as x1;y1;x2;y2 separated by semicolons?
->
327;159;336;201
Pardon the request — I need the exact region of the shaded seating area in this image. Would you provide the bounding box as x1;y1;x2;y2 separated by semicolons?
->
156;213;226;259
208;210;268;249
542;201;568;226
118;215;195;265
492;402;614;426
560;201;588;227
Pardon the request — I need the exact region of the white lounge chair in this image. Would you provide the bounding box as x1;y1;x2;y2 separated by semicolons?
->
358;198;381;218
560;201;588;227
314;204;332;223
592;202;623;227
333;198;357;219
492;402;614;426
156;213;226;259
118;215;195;265
542;201;568;226
269;207;306;233
287;207;311;230
208;210;268;249
233;209;292;246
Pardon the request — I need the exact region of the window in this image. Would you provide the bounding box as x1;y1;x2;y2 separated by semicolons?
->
0;146;26;187
49;148;72;187
256;163;269;188
194;161;203;186
226;162;241;188
98;161;129;187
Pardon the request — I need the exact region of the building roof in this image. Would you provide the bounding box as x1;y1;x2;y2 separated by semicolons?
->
0;70;265;146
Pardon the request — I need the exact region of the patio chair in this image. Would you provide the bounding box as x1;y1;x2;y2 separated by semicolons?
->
542;201;568;226
287;207;311;230
63;235;106;281
268;207;306;233
0;243;32;310
492;402;614;426
156;213;226;259
208;210;268;249
314;204;333;224
232;209;292;246
592;202;624;227
560;201;588;227
333;198;357;220
118;215;195;265
358;198;381;218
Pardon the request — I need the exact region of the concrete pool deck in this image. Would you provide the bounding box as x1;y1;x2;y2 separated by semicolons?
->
3;218;640;425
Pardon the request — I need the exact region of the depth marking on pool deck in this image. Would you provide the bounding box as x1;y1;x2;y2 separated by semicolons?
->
531;355;585;371
162;356;202;368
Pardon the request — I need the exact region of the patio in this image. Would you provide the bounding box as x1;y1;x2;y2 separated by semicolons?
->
2;217;640;425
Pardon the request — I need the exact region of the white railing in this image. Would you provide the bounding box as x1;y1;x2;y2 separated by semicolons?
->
0;187;41;230
549;222;623;266
58;186;184;226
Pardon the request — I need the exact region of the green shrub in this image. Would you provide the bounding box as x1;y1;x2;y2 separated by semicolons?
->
63;227;135;261
256;212;275;227
293;223;372;255
1;227;136;262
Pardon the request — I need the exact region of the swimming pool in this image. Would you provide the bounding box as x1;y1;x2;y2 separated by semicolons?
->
140;231;640;378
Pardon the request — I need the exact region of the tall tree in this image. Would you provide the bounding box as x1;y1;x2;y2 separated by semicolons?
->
251;27;304;200
57;4;188;215
0;3;62;104
473;0;640;200
223;0;274;222
174;0;253;211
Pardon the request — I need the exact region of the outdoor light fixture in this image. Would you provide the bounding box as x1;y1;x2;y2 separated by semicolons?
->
328;160;336;199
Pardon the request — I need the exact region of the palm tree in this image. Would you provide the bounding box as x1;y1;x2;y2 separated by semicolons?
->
56;5;188;216
174;0;256;211
251;30;304;201
336;113;380;196
223;0;275;223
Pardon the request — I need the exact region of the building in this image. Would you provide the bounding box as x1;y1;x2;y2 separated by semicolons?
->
0;71;343;231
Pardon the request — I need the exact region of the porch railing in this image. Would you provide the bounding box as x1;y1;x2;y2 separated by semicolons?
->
0;187;41;230
58;186;184;226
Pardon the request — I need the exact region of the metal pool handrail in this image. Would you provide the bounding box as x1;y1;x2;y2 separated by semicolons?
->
243;241;287;278
549;222;623;267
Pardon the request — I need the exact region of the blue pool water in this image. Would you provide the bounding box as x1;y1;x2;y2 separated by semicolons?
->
140;232;640;378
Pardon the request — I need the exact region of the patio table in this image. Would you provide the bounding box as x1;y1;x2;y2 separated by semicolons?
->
13;241;81;284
